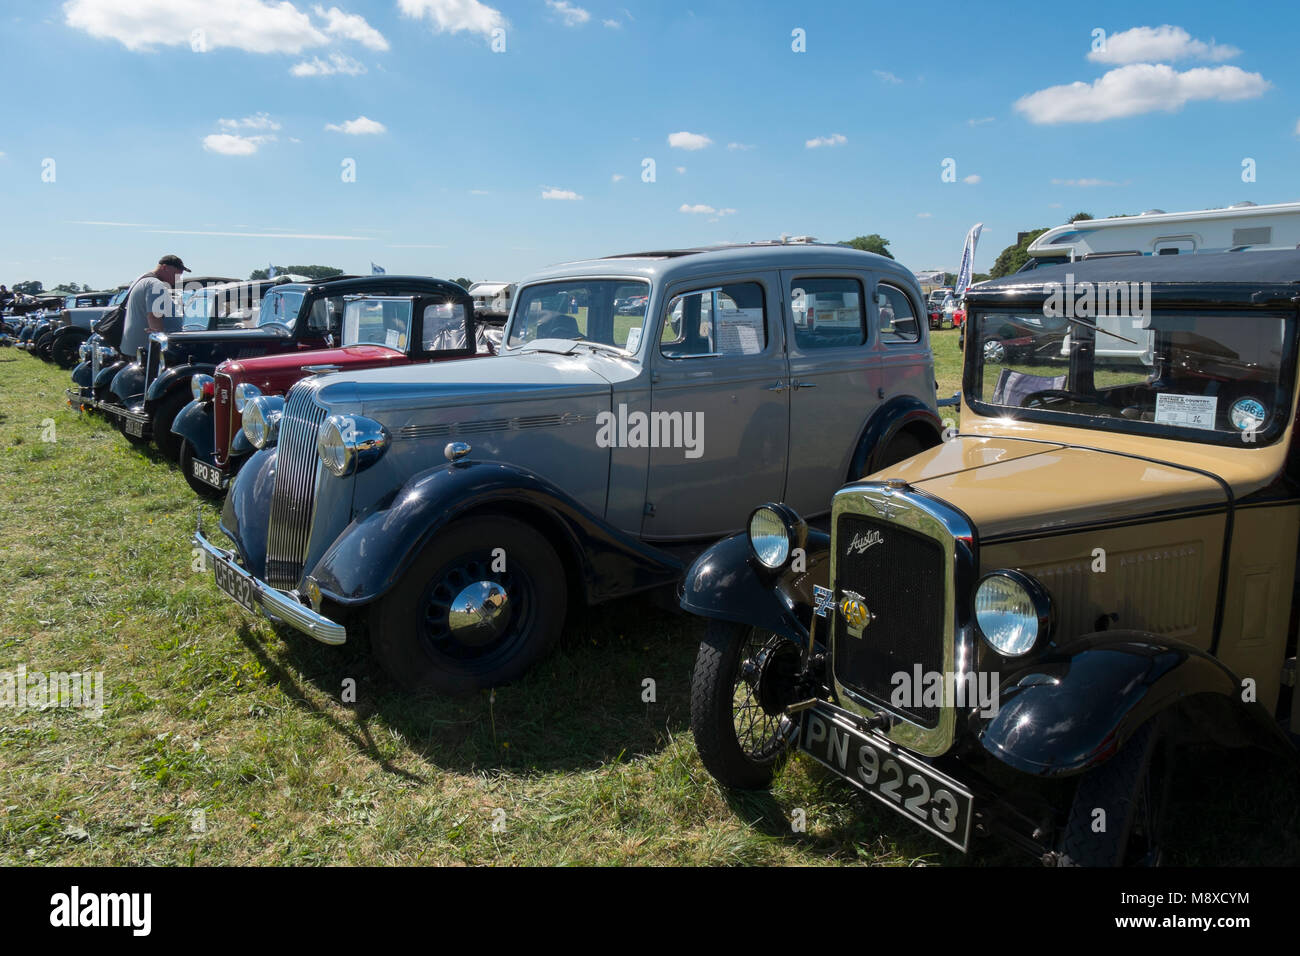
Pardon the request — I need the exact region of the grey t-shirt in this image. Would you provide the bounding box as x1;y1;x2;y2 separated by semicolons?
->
120;275;180;358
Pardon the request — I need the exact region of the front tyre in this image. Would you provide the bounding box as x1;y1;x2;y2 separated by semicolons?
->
151;390;190;462
690;621;800;790
370;515;566;695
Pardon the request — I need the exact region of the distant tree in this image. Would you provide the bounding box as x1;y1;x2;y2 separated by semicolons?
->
249;265;345;281
1069;211;1094;222
454;277;471;289
972;272;990;284
838;234;894;259
988;227;1050;279
13;280;43;294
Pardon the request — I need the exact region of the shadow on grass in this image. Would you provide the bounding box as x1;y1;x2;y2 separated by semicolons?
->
232;591;702;776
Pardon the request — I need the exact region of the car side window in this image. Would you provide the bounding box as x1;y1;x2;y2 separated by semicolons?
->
660;281;766;358
789;277;866;349
422;301;470;351
308;296;345;335
877;283;921;345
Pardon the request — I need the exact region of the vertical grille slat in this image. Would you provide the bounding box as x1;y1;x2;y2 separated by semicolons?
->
265;380;328;589
833;513;947;728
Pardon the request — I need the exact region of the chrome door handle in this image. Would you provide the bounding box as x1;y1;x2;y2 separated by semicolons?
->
766;381;789;392
794;381;817;389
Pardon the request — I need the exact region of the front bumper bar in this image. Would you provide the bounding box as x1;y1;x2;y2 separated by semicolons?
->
192;528;348;646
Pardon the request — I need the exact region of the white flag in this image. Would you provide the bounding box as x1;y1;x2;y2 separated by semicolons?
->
954;223;984;296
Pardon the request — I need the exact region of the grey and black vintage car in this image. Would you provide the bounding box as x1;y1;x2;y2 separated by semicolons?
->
195;242;944;694
680;250;1300;865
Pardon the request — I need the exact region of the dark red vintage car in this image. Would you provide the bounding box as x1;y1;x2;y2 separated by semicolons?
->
172;276;489;497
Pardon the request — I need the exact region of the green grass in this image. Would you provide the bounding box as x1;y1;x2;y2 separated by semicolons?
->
1;343;1294;867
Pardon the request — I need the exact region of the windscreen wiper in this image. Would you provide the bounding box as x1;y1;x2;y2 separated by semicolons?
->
1063;314;1139;346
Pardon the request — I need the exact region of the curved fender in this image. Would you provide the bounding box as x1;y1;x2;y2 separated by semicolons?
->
51;327;87;352
679;529;830;647
310;461;683;607
973;631;1290;777
94;360;128;395
146;364;216;405
171;399;216;461
71;360;93;389
219;446;277;576
849;396;943;479
109;362;146;405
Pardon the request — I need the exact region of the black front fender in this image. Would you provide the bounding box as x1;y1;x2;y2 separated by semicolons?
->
310;461;683;607
146;364;216;406
94;360;128;400
973;631;1289;777
171;399;215;460
71;360;93;389
849;395;943;479
678;528;830;648
109;362;145;405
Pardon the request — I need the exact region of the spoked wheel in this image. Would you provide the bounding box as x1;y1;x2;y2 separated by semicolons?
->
370;516;566;695
983;338;1006;363
1058;720;1170;866
690;621;802;789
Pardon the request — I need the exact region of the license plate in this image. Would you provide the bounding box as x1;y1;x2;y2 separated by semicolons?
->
800;708;974;851
213;554;258;614
124;418;144;437
191;458;227;489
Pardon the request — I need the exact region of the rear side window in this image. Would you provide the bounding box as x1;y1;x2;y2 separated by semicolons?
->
789;277;866;349
660;281;767;358
877;283;921;344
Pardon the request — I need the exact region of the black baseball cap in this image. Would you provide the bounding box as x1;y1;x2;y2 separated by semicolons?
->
158;254;191;272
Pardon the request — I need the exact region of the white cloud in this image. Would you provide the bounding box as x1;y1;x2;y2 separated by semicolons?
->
546;0;590;26
325;115;386;134
916;212;932;218
967;116;994;126
542;187;582;200
65;0;329;53
873;69;901;84
1051;177;1122;187
1015;63;1269;124
602;18;620;28
292;52;366;75
963;174;981;184
398;0;505;38
805;133;846;149
1048;202;1063;208
470;189;490;194
147;227;366;240
675;166;686;174
203;133;270;155
727;142;755;151
668;131;712;150
1294;118;1300;136
1088;25;1240;66
314;5;388;50
611;173;624;182
680;204;735;216
219;113;281;131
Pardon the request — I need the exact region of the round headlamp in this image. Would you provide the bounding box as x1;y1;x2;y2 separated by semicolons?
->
242;395;284;449
974;570;1052;657
95;345;117;363
191;373;215;402
78;341;92;361
747;503;806;571
233;382;261;413
316;414;390;478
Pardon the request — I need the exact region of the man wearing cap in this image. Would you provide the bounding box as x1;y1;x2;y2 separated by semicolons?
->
120;254;191;359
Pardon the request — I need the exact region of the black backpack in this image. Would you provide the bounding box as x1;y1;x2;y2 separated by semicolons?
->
92;274;150;350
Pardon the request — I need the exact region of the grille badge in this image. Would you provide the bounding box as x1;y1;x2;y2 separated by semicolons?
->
839;589;874;638
866;495;908;519
813;585;834;618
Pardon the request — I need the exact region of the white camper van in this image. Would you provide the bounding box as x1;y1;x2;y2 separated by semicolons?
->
1023;200;1300;270
468;280;514;317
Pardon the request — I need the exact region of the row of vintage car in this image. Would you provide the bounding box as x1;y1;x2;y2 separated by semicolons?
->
16;241;1300;866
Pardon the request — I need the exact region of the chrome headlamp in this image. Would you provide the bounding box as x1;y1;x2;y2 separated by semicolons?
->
747;503;807;571
242;395;285;449
95;345;117;363
317;414;390;478
974;569;1053;657
78;341;92;361
233;382;261;413
191;374;215;402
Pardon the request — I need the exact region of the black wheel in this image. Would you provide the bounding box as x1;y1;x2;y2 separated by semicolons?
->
868;429;931;476
151;390;190;462
690;621;800;790
33;331;54;360
179;441;224;500
51;334;85;369
370;515;566;695
1058;721;1169;866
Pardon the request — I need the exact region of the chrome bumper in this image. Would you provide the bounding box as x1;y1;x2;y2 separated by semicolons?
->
192;529;348;646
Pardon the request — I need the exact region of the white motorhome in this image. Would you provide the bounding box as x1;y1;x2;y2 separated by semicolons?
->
1023;200;1300;270
468;280;514;316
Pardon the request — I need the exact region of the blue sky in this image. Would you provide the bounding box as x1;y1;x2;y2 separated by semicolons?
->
1;0;1297;289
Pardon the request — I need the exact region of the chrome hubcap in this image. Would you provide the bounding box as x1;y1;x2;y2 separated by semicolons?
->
446;581;510;646
984;339;1005;362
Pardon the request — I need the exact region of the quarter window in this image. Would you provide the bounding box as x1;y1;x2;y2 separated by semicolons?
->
421;301;470;351
877;283;921;344
789;277;866;349
661;281;767;358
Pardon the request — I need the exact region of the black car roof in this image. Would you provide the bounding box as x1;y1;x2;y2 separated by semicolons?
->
967;249;1300;308
296;274;470;297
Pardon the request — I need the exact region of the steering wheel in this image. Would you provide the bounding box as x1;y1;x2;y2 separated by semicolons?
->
1020;388;1092;408
259;321;292;335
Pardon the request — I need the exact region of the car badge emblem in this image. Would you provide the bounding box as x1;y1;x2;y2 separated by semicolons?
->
839;589;874;638
846;529;884;555
866;496;907;519
813;585;834;618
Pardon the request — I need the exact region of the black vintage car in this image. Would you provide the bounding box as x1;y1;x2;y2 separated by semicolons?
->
95;276;359;459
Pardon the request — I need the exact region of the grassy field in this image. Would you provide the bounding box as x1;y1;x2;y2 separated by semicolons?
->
0;330;1295;867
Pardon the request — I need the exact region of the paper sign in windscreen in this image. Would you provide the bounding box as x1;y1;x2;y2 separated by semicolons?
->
716;308;764;355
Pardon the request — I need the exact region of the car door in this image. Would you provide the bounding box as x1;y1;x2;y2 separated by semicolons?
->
781;270;878;515
870;274;934;427
641;273;788;540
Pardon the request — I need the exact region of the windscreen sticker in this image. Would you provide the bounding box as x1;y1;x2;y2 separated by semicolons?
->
385;329;400;349
624;326;641;353
1154;393;1217;430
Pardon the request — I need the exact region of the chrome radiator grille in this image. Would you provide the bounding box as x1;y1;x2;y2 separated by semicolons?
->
265;380;328;589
